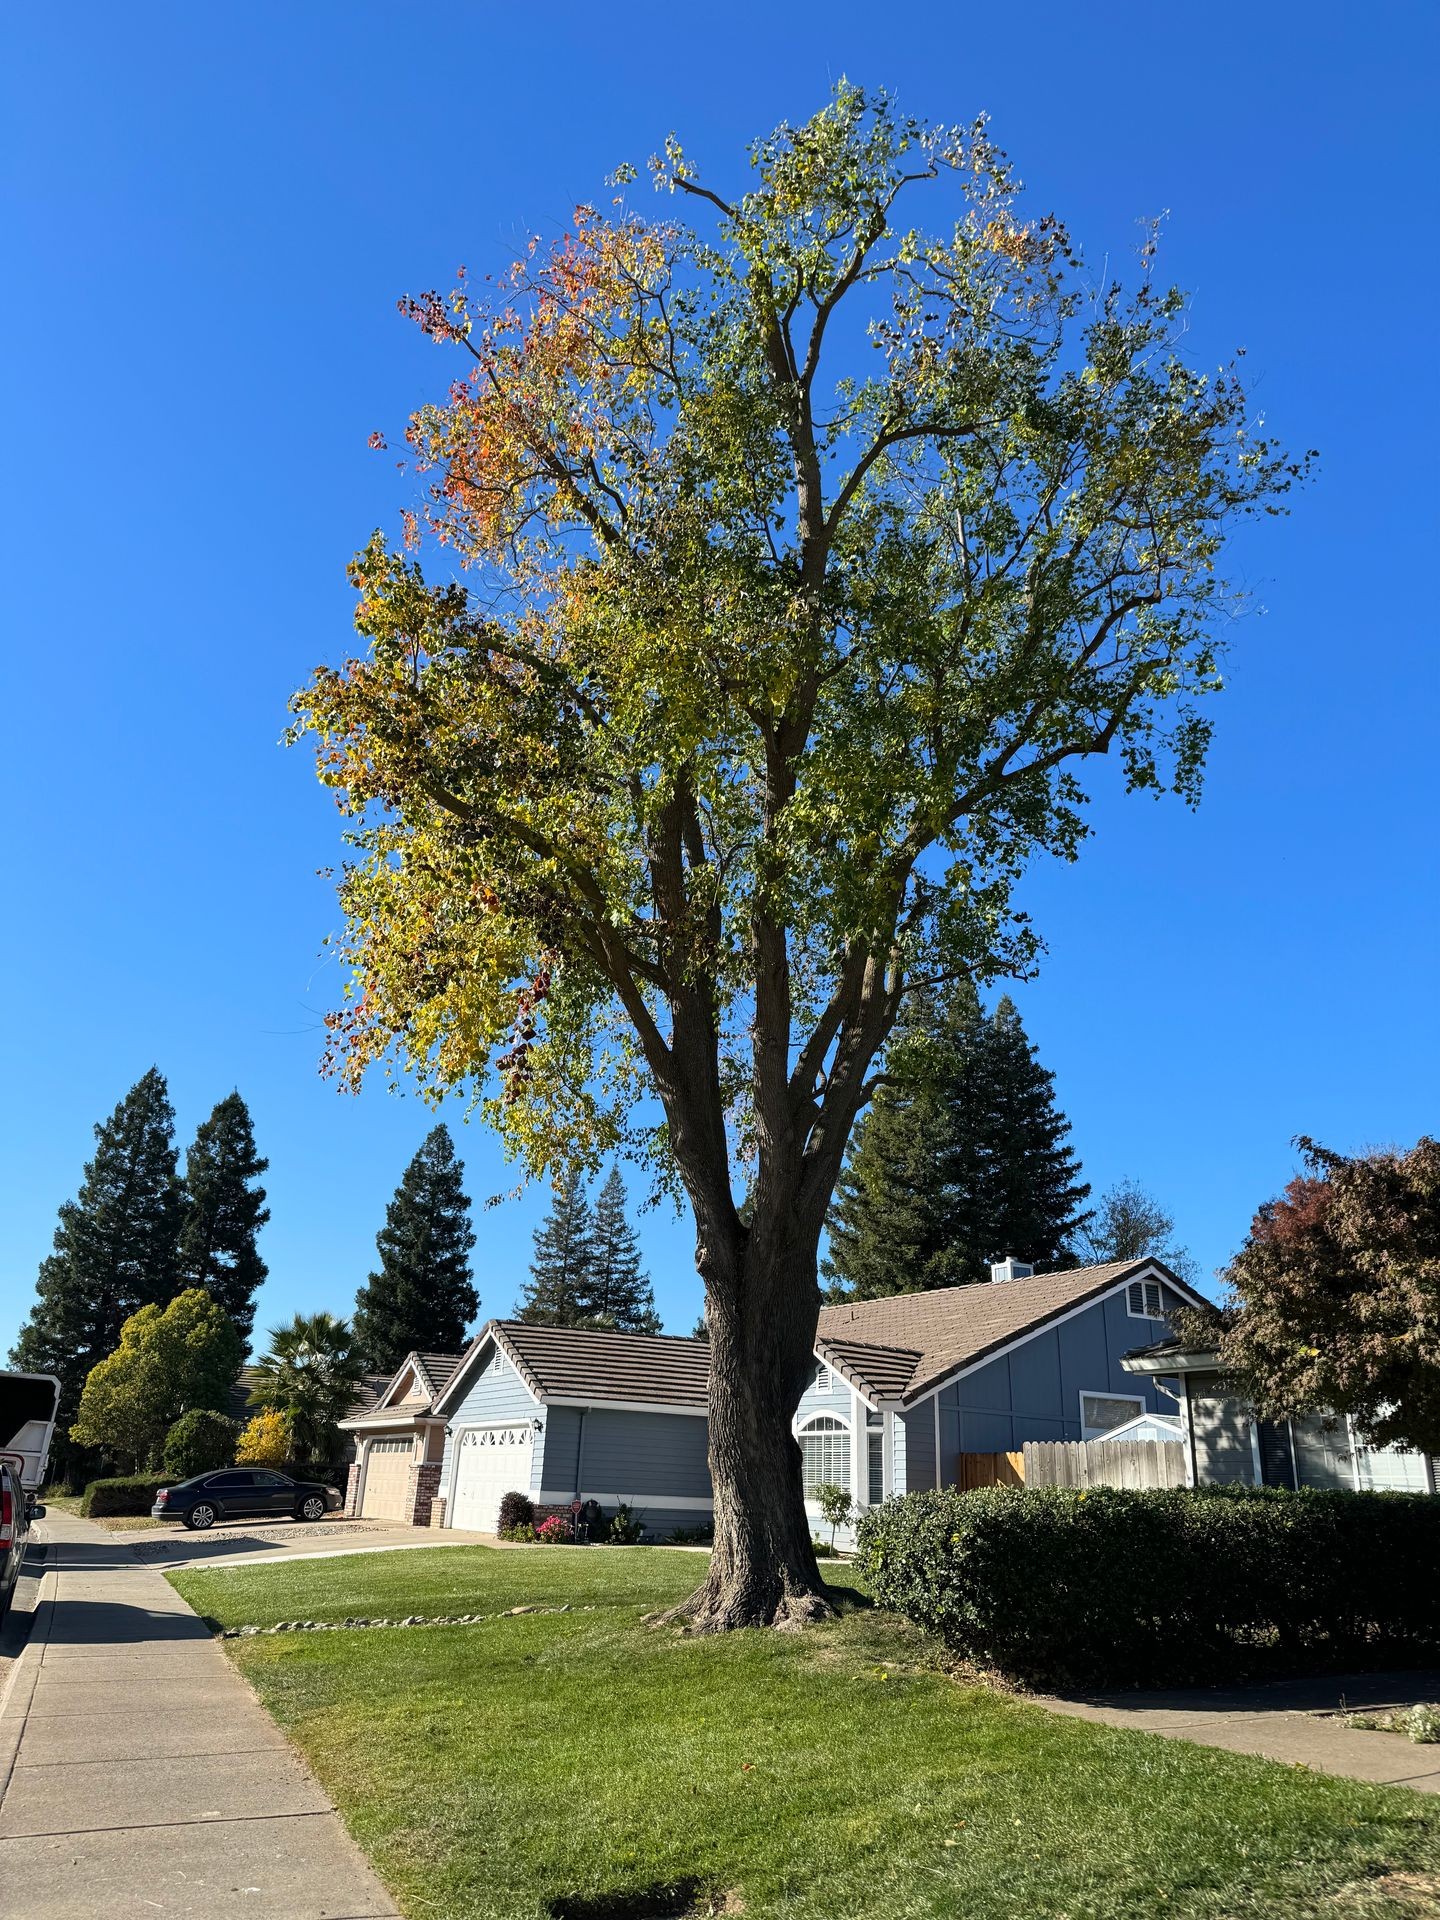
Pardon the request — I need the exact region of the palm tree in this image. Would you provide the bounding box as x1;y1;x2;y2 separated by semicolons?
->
249;1311;366;1475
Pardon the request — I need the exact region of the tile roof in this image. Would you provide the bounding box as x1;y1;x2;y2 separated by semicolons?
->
818;1260;1163;1403
341;1372;398;1423
465;1321;711;1410
414;1352;463;1399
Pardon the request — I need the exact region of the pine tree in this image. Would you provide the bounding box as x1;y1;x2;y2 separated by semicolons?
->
823;989;1091;1299
178;1091;270;1349
976;996;1092;1270
10;1069;185;1468
353;1125;479;1372
515;1168;599;1325
585;1169;661;1332
823;981;985;1299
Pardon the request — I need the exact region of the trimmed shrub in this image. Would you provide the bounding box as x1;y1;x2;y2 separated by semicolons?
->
80;1475;171;1517
163;1409;239;1479
497;1489;535;1536
235;1408;292;1470
856;1484;1440;1689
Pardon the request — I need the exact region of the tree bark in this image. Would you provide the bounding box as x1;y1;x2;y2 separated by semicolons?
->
661;1233;833;1632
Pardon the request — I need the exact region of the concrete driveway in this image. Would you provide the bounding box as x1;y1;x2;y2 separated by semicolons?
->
116;1513;495;1572
0;1509;402;1918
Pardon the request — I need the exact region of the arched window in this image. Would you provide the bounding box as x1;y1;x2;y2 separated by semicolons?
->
798;1414;850;1496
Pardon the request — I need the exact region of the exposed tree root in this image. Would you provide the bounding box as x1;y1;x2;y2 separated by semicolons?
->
652;1575;836;1634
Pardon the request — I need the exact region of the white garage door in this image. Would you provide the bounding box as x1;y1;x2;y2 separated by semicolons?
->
450;1424;534;1533
361;1437;414;1520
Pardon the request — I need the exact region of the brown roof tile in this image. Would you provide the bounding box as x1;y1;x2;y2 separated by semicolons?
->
818;1260;1162;1402
474;1321;710;1410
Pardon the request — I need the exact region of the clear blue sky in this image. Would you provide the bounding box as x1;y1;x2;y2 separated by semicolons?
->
2;3;1436;1358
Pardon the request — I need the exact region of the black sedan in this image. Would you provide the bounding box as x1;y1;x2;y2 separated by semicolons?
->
152;1469;343;1530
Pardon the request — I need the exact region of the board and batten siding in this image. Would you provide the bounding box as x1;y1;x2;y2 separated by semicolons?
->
539;1407;712;1504
440;1343;544;1507
932;1288;1178;1481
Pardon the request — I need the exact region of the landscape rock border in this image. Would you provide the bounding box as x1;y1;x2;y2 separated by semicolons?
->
220;1602;583;1637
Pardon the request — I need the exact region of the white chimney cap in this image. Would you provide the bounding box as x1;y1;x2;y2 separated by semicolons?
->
989;1256;1034;1284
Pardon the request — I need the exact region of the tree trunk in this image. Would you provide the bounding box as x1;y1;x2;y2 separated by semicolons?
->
661;1237;833;1632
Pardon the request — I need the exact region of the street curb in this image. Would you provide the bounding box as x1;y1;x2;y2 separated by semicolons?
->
0;1553;56;1807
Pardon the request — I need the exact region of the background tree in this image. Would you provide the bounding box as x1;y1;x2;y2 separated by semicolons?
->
353;1124;479;1370
825;986;1090;1297
1083;1178;1196;1281
11;1069;185;1475
291;87;1301;1627
69;1287;241;1472
515;1169;599;1326
162;1407;239;1479
587;1169;662;1331
249;1311;366;1475
179;1091;270;1349
1214;1136;1440;1456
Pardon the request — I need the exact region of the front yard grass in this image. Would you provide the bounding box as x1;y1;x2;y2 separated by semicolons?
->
172;1546;1440;1920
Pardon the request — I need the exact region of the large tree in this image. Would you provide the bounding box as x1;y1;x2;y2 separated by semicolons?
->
291;87;1301;1627
69;1287;241;1472
179;1091;270;1349
824;984;1089;1298
11;1068;186;1471
514;1168;600;1325
353;1123;479;1371
1214;1137;1440;1456
588;1168;662;1331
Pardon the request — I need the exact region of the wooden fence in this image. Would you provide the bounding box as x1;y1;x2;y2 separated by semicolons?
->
1021;1438;1188;1490
957;1451;1025;1489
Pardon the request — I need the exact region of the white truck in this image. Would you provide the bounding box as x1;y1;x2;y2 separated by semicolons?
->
0;1370;62;1499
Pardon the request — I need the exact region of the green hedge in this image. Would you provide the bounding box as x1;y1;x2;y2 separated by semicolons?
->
80;1475;171;1517
855;1484;1440;1688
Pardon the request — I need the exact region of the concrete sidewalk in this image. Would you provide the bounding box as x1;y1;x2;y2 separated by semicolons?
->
0;1509;400;1919
1039;1668;1440;1792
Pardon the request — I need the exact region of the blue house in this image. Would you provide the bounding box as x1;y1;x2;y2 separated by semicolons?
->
428;1258;1203;1542
799;1256;1202;1541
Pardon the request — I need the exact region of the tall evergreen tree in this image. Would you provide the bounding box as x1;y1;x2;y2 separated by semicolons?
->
10;1069;185;1468
514;1168;599;1326
178;1091;270;1350
353;1124;478;1371
824;990;1091;1299
586;1169;661;1332
977;996;1092;1271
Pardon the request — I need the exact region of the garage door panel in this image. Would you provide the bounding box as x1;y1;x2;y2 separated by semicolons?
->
361;1437;413;1520
450;1424;534;1533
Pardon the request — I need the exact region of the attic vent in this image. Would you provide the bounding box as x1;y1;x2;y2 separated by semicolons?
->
989;1256;1034;1284
1127;1278;1165;1319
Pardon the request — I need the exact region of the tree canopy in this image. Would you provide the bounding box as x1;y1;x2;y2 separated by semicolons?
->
1215;1137;1440;1456
250;1311;366;1474
69;1286;241;1472
179;1091;270;1349
290;85;1302;1629
589;1167;662;1331
11;1069;186;1465
824;983;1089;1298
515;1168;600;1325
1083;1178;1195;1280
354;1123;479;1371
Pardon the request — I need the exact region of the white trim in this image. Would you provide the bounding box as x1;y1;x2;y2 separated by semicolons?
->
849;1389;865;1509
1346;1414;1362;1492
545;1492;714;1511
433;1326;545;1419
1077;1388;1146;1442
1286;1417;1300;1490
903;1264;1211;1411
1178;1373;1197;1486
795;1411;853;1432
882;1406;894;1502
933;1396;941;1488
543;1397;708;1420
1249;1415;1264;1485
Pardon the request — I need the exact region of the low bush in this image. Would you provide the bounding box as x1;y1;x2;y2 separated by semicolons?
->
602;1502;645;1545
856;1484;1440;1689
80;1474;171;1517
496;1490;535;1535
536;1514;571;1544
163;1409;239;1478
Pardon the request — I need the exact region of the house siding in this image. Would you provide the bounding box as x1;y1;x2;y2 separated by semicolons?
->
899;1405;936;1491
795;1364;858;1424
440;1344;544;1505
541;1407;713;1504
933;1291;1175;1476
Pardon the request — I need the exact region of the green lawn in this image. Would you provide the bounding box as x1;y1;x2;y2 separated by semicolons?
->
172;1547;1440;1920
